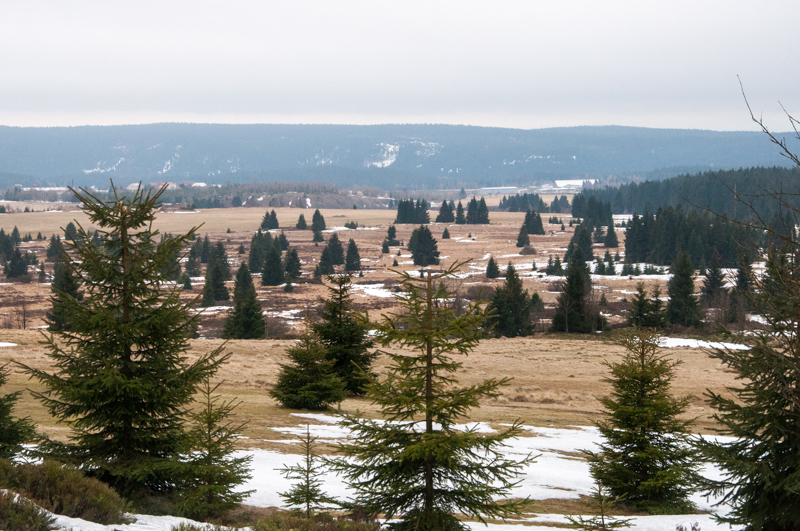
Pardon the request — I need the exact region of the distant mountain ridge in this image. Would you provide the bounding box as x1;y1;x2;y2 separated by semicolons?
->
0;123;790;190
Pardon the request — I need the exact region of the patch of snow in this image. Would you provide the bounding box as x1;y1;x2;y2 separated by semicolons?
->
658;337;749;350
0;342;18;347
351;283;396;299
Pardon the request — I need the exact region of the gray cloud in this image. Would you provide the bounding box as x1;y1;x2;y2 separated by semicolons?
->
1;1;798;129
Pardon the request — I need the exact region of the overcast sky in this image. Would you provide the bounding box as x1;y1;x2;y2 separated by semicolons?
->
1;1;797;131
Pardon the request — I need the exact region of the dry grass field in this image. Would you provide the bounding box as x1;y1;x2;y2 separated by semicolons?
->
0;202;735;447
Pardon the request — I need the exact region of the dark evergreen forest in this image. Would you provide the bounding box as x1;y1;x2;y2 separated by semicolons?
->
574;166;800;220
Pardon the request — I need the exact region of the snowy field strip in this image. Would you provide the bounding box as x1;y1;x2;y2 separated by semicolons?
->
38;414;733;530
350;283;396;298
0;342;18;347
658;337;749;350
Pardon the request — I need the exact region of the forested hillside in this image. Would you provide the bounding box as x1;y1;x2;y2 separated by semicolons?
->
0;124;790;190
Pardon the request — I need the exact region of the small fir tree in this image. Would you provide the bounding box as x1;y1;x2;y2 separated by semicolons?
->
0;364;37;459
278;425;337;518
486;264;538;337
202;257;229;305
4;248;27;279
178;379;254;519
551;246;601;333
386;225;400;246
435;200;455;223
262;240;285;286
329;264;533;531
604;228;619;248
345;239;361;272
296;214;308;230
326;233;344;265
222;263;265;339
701;255;727;306
317;246;335;276
486;256;500;279
442;227;450;239
455;201;466;224
311;209;326;232
20;184;226;495
284;248;302;279
407;225;439;266
46;255;83;332
185;246;202;277
312;227;324;242
270;336;346;410
585;329;699;514
627;283;666;328
516;224;530;248
210;241;231;281
278;231;290;251
566;485;633;531
382;239;390;253
311;275;376;395
666;252;700;327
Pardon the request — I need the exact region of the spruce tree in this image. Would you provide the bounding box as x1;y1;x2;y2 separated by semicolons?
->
0;364;36;459
551;246;601;333
386;225;400;246
326;232;344;265
296;214;308;230
200;235;211;263
262;240;285;286
477;197;490;224
525;210;545;235
435;201;455;223
604;227;619;248
4;248;27;279
486;264;537;337
46;255;83;332
466;197;479;224
312;274;376;395
701;255;727;306
284;248;302;279
382;239;390;253
185;246;202;277
311;209;326;232
407;225;439;266
345;239;361;272
269;210;279;229
278;426;337;518
455;201;466;224
585;329;698;514
312;227;324;242
566;485;633;531
270;336;346;410
20;185;226;495
202;256;229;305
516;224;530;248
694;230;800;529
565;224;594;262
222;264;265;339
486;256;500;279
330;265;533;530
666;252;700;327
210;241;231;281
278;231;290;251
442;227;450;239
627;283;665;328
178;379;254;519
46;234;61;261
316;246;335;276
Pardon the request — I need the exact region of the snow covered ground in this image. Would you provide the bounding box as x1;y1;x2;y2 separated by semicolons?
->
40;412;735;531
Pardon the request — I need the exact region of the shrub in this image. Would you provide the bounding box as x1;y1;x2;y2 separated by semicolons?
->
1;459;129;524
248;511;379;531
0;491;56;531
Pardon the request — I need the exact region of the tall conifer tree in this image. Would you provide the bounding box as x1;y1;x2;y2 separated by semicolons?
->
20;184;226;495
312;274;376;395
46;255;83;332
345;239;361;272
222;263;265;339
262;240;285;286
330;265;533;530
585;329;698;514
486;264;537;337
666;252;700;327
326;232;344;265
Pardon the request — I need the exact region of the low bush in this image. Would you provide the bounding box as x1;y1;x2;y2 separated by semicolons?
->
249;511;379;531
0;459;128;524
0;490;57;531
